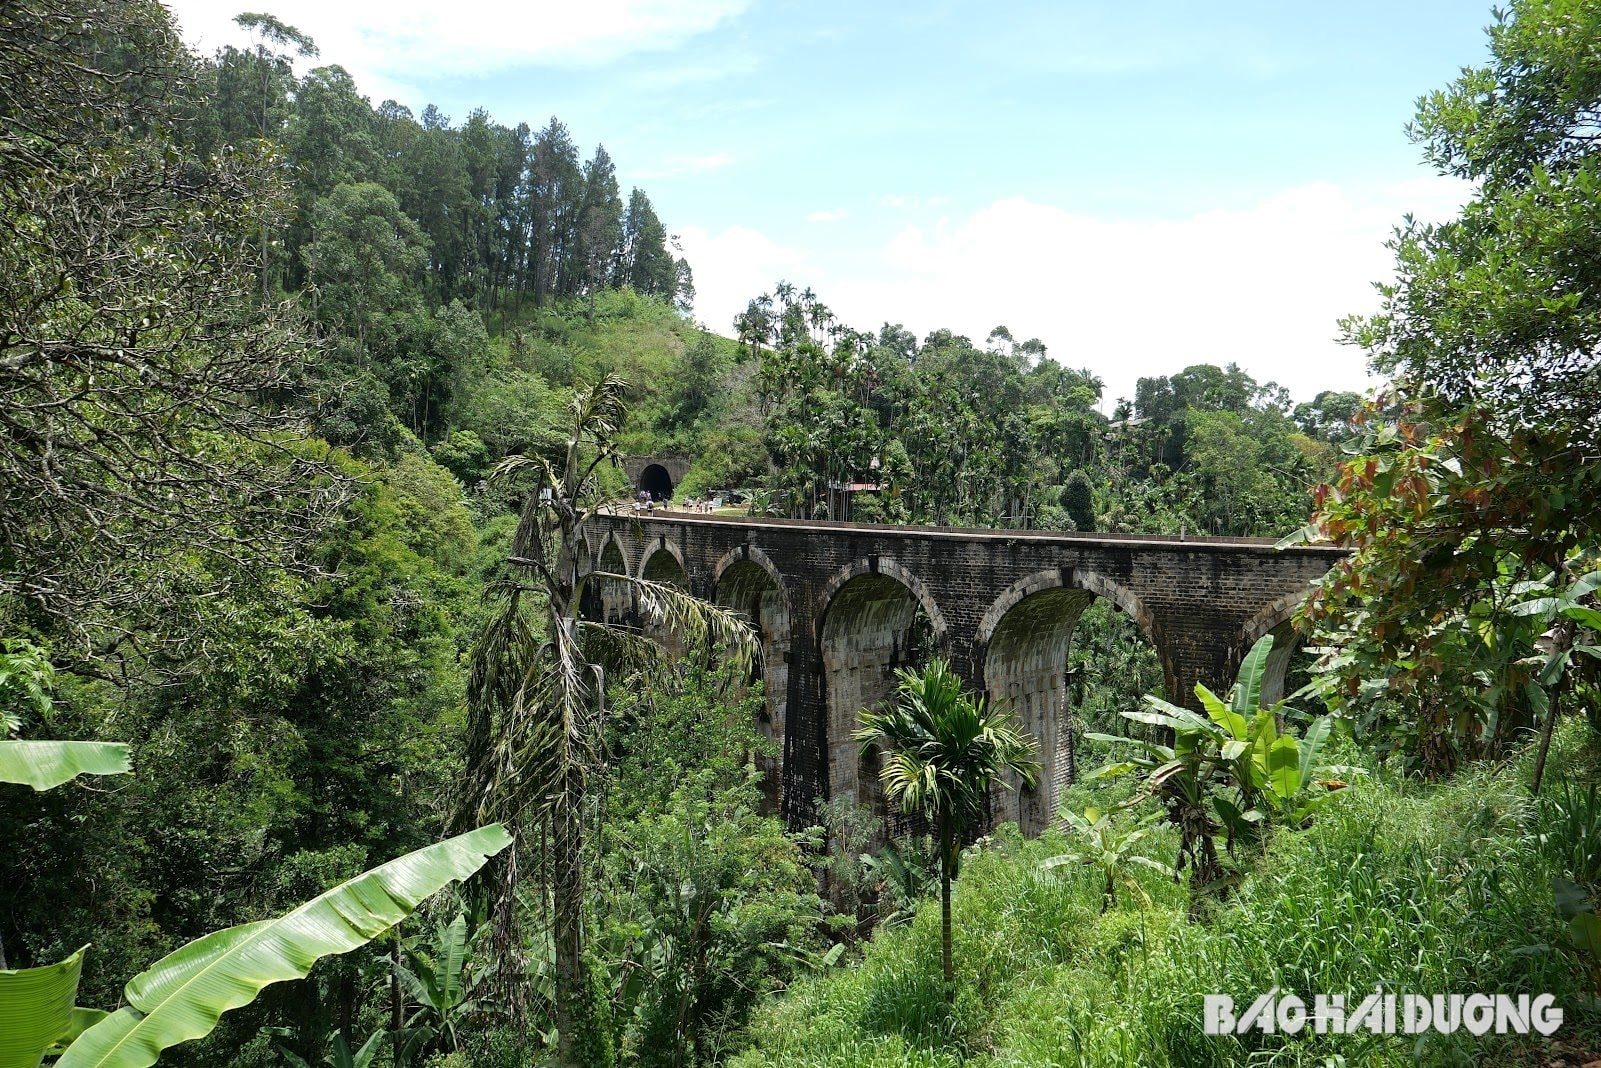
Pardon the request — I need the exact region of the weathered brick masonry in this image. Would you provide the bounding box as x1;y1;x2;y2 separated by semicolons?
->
586;511;1345;834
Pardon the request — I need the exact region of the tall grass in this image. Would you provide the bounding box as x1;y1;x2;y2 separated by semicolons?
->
731;724;1601;1067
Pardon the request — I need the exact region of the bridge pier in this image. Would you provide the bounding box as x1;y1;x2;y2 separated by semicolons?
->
712;549;793;813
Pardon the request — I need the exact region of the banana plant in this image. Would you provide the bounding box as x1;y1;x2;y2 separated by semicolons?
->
1536;878;1601;1007
0;638;130;794
1040;807;1167;912
1086;634;1358;900
1192;647;1352;835
396;913;480;1055
860;837;935;929
0;735;130;1067
1508;566;1601;792
0;737;510;1068
271;1029;388;1068
1084;697;1224;896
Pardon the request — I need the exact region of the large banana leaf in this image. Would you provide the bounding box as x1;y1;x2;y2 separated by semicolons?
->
56;824;511;1068
44;1010;109;1058
1297;717;1332;792
1196;686;1248;740
1263;737;1302;802
1130;696;1213;734
402;915;468;1014
0;947;86;1068
0;741;129;791
1231;634;1275;717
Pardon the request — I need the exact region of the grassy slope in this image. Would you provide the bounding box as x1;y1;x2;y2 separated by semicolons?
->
492;289;746;453
733;726;1601;1067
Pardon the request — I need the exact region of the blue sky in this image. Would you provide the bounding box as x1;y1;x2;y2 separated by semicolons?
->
168;1;1495;407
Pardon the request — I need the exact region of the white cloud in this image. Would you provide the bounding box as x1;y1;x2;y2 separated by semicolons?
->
686;178;1473;407
676;225;820;332
877;193;949;211
627;54;760;90
806;208;848;223
634;152;737;180
164;0;747;105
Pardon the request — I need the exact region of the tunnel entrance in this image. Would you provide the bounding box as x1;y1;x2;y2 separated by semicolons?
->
640;463;674;501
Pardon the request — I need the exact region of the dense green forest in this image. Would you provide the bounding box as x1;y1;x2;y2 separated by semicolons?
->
2;1;1599;1066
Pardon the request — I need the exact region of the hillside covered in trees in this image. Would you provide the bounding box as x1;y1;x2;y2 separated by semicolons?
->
2;2;1600;1067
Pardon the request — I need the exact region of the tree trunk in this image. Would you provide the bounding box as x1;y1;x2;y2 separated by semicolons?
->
940;869;953;997
1533;621;1576;796
1532;682;1561;796
390;929;403;1067
939;822;954;1000
552;783;588;1066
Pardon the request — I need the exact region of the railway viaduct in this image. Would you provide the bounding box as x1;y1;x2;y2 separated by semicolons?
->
583;511;1344;835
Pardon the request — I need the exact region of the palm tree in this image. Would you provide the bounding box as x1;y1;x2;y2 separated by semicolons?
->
461;374;755;1065
854;660;1038;998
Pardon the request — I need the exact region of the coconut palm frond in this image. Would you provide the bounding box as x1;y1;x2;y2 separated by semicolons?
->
576;621;673;679
627;575;759;672
472;631;600;824
878;746;936;814
976;706;1040;791
514;671;593;800
549;616;602;756
462;589;542;826
491;677;565;821
855;660;1040;841
468;587;538;713
511;507;551;566
856;663;1039;809
572;374;629;445
488;452;559;491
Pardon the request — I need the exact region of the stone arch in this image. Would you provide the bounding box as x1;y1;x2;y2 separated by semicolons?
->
589;530;631;577
976;568;1167;688
636;538;689;654
713;546;794;814
816;558;947;836
592;534;632;626
1238;590;1307;650
637;537;688;585
640;463;675;501
713;543;785;592
1236;589;1311;708
814;557;948;645
976;568;1168;837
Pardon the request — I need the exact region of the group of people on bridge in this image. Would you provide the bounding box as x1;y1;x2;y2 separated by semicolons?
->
614;490;723;515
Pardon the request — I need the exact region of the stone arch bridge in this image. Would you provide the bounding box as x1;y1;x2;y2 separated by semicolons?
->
584;511;1343;835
